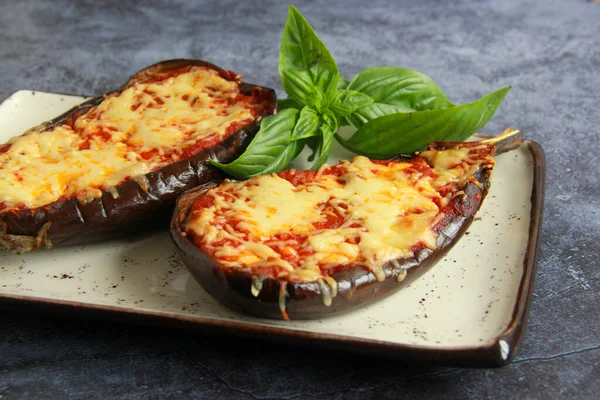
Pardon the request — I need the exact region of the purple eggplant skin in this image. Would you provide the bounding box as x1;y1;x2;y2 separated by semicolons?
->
0;59;277;253
170;143;495;321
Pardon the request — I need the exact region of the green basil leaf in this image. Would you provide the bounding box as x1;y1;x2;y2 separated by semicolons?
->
291;106;320;141
312;86;327;111
345;102;410;127
346;66;455;129
267;139;303;173
279;5;339;105
210;109;299;179
329;89;374;118
337;76;350;90
322;109;338;133
278;98;302;110
347;66;454;110
336;86;510;158
311;112;337;170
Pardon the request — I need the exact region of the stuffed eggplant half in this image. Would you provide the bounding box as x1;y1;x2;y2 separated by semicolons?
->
0;59;277;252
171;130;522;320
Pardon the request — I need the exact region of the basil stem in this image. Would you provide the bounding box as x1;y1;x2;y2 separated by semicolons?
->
311;111;337;170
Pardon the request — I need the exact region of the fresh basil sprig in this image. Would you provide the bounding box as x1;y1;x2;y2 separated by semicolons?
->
214;5;371;176
213;5;511;179
278;6;373;170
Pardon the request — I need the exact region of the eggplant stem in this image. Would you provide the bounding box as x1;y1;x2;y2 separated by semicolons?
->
474;128;523;155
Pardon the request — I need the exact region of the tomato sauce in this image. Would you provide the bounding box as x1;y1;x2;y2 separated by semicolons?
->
405;157;435;178
78;128;114;150
179;135;221;160
277;170;318;186
140;149;160;160
312;203;345;230
191;194;215;211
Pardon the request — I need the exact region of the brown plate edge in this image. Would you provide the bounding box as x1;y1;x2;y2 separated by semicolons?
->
0;140;546;367
488;139;546;364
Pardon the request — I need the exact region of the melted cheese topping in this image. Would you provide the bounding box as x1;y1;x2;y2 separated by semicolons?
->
0;67;259;210
185;150;492;283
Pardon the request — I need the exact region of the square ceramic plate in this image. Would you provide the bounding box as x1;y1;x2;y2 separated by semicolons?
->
0;90;545;366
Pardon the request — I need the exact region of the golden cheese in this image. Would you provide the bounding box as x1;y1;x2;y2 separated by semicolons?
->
0;67;255;210
185;152;485;283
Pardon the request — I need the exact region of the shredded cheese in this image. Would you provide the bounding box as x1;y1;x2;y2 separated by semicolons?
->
185;150;492;283
0;67;260;211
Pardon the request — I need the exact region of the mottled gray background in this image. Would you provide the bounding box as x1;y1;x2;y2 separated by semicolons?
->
1;0;599;398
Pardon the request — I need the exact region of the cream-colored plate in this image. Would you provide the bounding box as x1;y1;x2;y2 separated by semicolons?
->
0;90;544;365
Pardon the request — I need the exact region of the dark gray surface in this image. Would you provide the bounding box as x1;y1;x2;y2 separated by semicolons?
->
1;0;598;398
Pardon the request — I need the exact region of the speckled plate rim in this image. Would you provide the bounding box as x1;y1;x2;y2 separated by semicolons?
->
0;135;546;367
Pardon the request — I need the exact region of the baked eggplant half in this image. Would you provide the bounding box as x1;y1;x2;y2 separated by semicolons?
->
171;129;522;320
0;59;277;252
